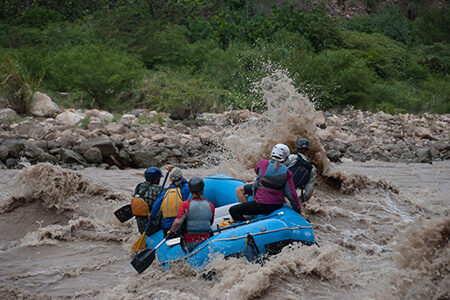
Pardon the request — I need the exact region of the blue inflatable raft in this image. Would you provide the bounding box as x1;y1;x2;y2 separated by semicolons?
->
145;174;315;270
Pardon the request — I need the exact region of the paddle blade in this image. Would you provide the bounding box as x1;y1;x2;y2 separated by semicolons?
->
114;204;133;222
130;233;146;254
131;248;156;273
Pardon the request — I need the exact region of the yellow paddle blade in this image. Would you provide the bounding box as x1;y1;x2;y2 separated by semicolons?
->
130;232;147;254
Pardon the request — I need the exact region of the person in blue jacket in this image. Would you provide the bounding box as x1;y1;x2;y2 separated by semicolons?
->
149;166;189;237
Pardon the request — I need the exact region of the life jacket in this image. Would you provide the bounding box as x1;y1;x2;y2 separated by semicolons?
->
161;187;182;218
288;154;312;189
185;199;213;234
257;160;289;191
131;197;150;216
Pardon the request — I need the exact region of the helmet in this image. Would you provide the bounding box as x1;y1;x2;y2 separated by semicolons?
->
296;138;310;150
189;177;205;193
144;167;162;181
271;143;290;161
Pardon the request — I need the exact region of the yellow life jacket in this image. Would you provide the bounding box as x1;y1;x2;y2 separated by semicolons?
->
131;197;150;216
161;187;182;218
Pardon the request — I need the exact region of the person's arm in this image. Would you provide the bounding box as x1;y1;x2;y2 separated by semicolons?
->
133;183;142;196
209;202;215;224
149;191;165;218
168;218;183;233
284;171;301;212
303;165;316;202
284;154;296;168
180;178;190;200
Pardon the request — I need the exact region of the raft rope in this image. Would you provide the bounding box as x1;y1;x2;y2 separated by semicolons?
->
158;225;313;265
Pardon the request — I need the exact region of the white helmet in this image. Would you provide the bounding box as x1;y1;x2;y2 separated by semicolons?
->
271;143;290;161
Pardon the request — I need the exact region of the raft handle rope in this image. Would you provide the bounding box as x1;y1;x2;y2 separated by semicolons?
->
158;224;313;265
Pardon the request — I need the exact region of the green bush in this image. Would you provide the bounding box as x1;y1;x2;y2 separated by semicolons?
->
46;44;143;110
341;30;410;80
135;68;221;118
412;7;450;45
137;24;195;69
298;49;375;109
303;8;343;52
371;6;411;44
0;51;44;115
420;75;450;114
413;43;450;75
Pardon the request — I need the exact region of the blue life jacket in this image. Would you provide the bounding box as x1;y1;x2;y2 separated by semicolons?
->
185;199;213;233
288;154;312;189
257;160;289;191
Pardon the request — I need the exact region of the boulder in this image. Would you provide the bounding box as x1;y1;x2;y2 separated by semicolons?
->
414;126;438;140
416;148;432;163
37;152;59;164
60;149;88;165
78;137;118;158
170;107;190;120
196;126;215;144
0;137;25;159
30;92;61;117
105;123;128;134
118;148;132;166
130;150;162;168
23;142;45;158
317;128;334;142
13;122;49;139
314;111;327;129
83;147;103;164
151;133;168;143
55;110;85;126
0;108;18;120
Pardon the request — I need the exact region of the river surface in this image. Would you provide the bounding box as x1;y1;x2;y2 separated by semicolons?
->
0;159;448;300
1;72;448;299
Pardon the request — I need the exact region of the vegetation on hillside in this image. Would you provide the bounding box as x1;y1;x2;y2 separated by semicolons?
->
1;0;449;116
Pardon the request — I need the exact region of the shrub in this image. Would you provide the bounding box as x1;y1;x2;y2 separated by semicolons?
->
200;41;274;111
341;30;410;80
412;7;450;45
420;75;450;114
303;8;343;52
0;51;44;115
413;43;450;75
137;24;194;69
371;6;412;44
298;49;375;109
46;44;143;110
135;68;221;118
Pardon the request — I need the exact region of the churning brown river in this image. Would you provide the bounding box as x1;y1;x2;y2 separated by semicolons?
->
1;73;448;299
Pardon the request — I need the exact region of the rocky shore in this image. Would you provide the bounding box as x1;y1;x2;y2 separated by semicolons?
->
0;93;449;171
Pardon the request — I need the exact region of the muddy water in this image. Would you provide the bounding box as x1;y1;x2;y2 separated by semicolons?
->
0;161;448;300
1;72;448;299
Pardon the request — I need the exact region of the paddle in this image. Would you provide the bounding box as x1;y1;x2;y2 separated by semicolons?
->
131;237;168;273
130;168;170;254
114;204;133;223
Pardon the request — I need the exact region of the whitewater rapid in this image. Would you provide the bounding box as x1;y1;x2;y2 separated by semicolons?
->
0;160;448;299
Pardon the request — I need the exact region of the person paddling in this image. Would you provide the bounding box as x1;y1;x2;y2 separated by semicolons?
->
230;143;301;222
132;167;163;236
149;166;189;237
167;177;215;252
284;138;317;203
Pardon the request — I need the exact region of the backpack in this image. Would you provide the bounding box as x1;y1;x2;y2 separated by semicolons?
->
288;154;312;189
161;187;183;218
131;197;150;216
